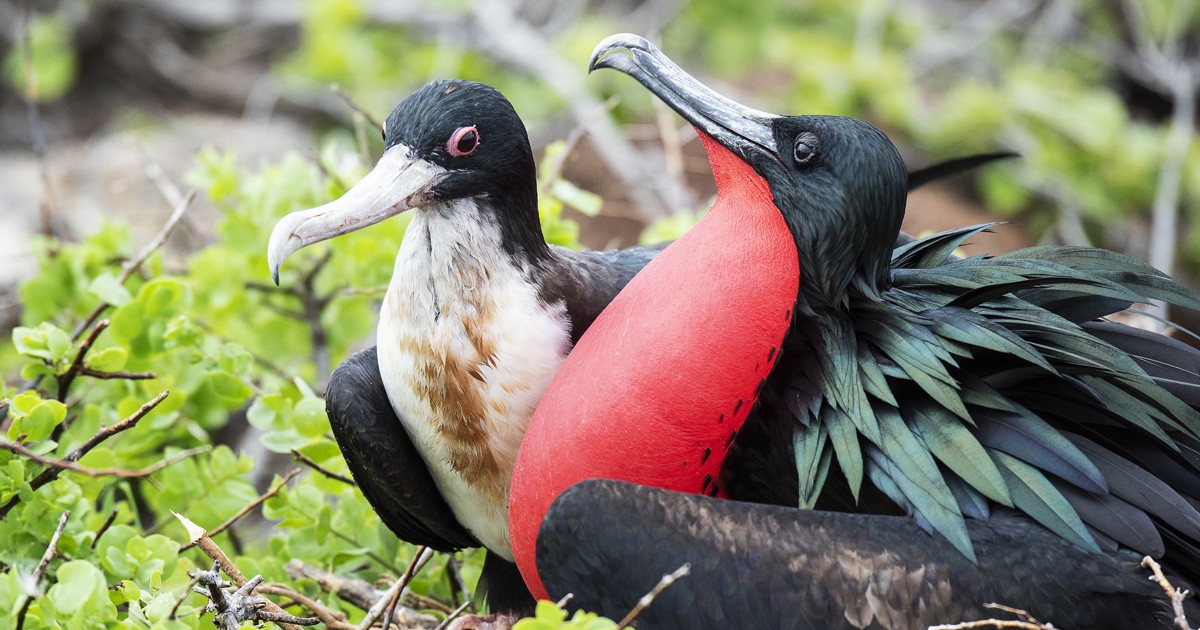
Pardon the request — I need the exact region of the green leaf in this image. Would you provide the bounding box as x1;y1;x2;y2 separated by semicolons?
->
87;272;133;307
85;346;128;372
293;396;329;438
6;394;67;442
47;560;107;616
550;179;603;216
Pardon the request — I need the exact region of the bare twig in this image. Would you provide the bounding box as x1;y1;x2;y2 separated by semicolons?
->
0;442;210;479
180;467;301;551
56;319;113;400
176;513;306;630
331;84;384;133
1141;556;1193;630
0;390;171;520
260;582;357;629
15;510;70;630
71;190;196;341
358;547;434;630
616;563;690;629
929;603;1056;629
91;507;119;549
434;601;474;630
285;559;451;615
536;97;618;196
291;449;357;486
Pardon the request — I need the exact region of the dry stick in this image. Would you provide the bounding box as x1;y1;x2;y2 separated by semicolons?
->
180;467;302;552
175;512;306;630
616;563;690;629
259;583;355;630
71;189;196;341
0;390;171;519
433;600;473;630
331;84;384;133
285;559;451;615
15;510;70;630
90;507;119;549
359;546;434;630
57;320;115;400
0;441;210;478
291;449;357;485
535;97;619;198
1141;556;1193;630
928;603;1055;630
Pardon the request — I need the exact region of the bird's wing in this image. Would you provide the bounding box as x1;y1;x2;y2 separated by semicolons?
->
537;479;1184;630
325;347;479;551
544;244;669;344
764;225;1200;577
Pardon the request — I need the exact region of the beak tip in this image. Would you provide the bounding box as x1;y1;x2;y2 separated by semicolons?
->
589;33;651;74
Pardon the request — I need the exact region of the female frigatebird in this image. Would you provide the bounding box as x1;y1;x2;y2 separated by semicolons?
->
267;76;1005;623
509;35;1200;628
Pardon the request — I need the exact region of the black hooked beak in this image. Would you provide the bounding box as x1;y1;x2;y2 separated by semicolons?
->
589;33;781;164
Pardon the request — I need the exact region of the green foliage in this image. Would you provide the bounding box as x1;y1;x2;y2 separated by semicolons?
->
0;104;596;625
2;13;77;102
513;600;618;630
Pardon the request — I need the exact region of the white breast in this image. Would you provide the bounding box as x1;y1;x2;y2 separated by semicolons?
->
377;200;570;560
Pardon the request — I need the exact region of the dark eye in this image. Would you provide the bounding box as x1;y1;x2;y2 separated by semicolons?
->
447;126;479;157
794;132;819;165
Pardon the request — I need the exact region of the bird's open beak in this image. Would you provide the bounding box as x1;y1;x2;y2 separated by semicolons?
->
590;34;780;162
267;145;444;284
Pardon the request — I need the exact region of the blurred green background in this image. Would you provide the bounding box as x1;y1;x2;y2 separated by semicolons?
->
0;0;1197;627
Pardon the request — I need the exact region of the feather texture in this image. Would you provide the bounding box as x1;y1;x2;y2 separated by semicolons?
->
767;225;1200;575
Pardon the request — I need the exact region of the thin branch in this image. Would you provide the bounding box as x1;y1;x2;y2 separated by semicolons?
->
284;559;451;615
180;467;302;551
91;508;119;549
71;189;196;341
358;547;434;630
291;449;357;486
536;97;619;196
0;390;171;519
434;601;473;630
259;583;356;630
57;319;112;400
929;603;1056;629
15;510;70;630
330;84;384;133
616;563;690;629
76;368;157;380
0;442;211;478
176;513;306;630
1141;556;1193;630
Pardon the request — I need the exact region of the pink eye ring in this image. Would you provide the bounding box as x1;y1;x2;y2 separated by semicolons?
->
447;126;480;157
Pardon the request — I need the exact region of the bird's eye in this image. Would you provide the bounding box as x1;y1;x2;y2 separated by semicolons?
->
793;133;819;165
447;126;480;157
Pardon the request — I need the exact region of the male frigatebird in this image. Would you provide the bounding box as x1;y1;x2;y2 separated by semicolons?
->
266;76;1005;624
508;35;1200;628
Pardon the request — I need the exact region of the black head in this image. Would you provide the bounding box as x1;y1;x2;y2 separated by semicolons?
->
268;80;546;282
591;35;907;312
383;80;545;260
763;115;906;309
384;80;539;219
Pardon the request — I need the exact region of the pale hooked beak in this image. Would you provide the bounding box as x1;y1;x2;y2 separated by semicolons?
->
267;145;444;284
